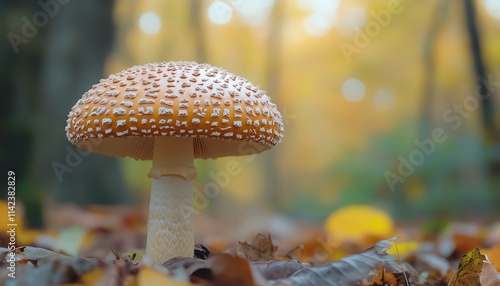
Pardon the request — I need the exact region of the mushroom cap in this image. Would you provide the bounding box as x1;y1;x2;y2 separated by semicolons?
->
66;61;284;160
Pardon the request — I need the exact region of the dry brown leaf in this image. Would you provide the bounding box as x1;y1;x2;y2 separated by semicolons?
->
406;252;450;276
364;265;411;286
268;237;400;286
275;244;304;261
163;256;206;275
405;252;452;285
204;254;256;286
16;246;102;271
252;260;311;280
163;254;257;285
236;233;276;262
11;246;145;285
480;260;500;286
164;254;307;283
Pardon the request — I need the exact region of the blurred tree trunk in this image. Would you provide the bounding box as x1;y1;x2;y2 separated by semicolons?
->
463;0;495;133
419;1;449;138
462;0;500;206
1;0;47;226
29;0;134;225
408;1;453;218
264;0;285;210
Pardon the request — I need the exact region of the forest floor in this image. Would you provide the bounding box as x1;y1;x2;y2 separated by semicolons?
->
1;202;499;285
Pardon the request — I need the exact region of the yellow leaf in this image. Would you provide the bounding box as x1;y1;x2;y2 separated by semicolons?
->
17;229;43;246
80;268;103;285
80;231;95;249
124;275;138;286
0;200;24;232
137;267;192;286
325;205;393;243
387;240;420;258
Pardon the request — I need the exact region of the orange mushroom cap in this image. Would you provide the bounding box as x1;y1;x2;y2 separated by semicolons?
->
66;61;284;160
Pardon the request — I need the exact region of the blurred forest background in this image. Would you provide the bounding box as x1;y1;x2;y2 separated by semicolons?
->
1;0;500;232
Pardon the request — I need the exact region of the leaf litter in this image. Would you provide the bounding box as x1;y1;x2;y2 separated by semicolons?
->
1;202;500;285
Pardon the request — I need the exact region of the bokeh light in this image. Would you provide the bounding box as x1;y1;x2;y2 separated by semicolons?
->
208;1;233;25
298;0;339;36
304;13;335;37
232;0;274;27
138;12;161;35
483;0;500;19
342;78;366;102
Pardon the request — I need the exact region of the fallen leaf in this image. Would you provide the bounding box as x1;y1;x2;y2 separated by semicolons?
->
364;264;411;286
448;248;485;286
137;267;192;286
407;252;450;276
269;237;400;286
480;260;500;286
163;256;205;273
79;268;104;285
236;233;276;262
16;246;102;270
252;260;311;280
164;254;258;285
325;205;394;245
204;254;256;286
290;231;349;263
18;229;45;246
11;246;120;285
387;240;420;259
0;200;25;233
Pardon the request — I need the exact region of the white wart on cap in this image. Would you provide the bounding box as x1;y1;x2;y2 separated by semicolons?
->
66;61;284;159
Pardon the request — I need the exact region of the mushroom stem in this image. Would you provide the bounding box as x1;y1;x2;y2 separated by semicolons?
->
146;136;197;264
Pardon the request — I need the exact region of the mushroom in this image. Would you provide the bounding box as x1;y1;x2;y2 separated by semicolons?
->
65;61;284;264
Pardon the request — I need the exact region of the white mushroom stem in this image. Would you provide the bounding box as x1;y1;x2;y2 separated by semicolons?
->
146;136;197;264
